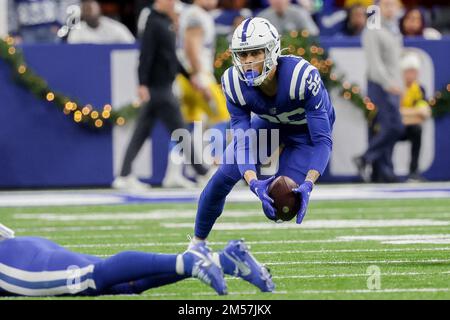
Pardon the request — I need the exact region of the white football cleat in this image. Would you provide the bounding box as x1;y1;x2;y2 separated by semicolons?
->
112;175;151;191
163;150;197;188
162;172;197;188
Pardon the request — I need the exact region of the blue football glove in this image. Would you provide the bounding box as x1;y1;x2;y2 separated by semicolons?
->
292;181;314;224
249;176;276;221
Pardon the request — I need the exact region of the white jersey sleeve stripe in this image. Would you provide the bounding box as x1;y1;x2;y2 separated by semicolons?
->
222;69;236;104
299;65;316;100
232;67;246;105
0;262;94;282
0;278;96;296
289;59;308;100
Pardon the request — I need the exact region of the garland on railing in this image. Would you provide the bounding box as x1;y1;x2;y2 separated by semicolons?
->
214;31;449;119
0;36;138;129
1;34;449;131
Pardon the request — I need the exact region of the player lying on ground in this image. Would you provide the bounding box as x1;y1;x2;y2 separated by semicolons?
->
0;224;271;296
190;17;335;284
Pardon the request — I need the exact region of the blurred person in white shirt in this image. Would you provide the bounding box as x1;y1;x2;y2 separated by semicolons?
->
68;0;135;44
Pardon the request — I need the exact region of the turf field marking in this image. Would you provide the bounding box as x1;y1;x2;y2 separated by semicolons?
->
142;287;450;297
273;271;450;279
63;239;356;248
13;210;261;221
93;247;450;258
252;247;450;254
15;226;139;233
12;207;450;222
265;258;450;266
179;270;449;280
291;288;450;294
382;239;450;244
162;219;450;230
45;233;183;240
337;234;450;244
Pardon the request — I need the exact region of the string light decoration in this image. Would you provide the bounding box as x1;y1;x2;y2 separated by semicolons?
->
0;36;139;129
214;31;449;120
0;34;448;131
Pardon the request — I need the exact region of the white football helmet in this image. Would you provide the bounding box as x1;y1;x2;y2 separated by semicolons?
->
230;17;281;86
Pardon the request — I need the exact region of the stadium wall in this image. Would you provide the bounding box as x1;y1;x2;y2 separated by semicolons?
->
0;39;449;188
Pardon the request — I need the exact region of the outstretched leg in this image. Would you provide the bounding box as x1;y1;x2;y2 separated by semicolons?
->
93;251;178;293
93;247;227;296
106;273;188;295
194;163;241;239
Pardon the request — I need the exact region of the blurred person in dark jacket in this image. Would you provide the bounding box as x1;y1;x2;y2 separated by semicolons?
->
113;0;209;190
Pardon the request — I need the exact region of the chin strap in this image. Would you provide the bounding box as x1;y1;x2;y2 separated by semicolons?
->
244;70;260;86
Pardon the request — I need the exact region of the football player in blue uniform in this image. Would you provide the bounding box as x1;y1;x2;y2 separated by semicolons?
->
0;224;229;296
190;18;335;292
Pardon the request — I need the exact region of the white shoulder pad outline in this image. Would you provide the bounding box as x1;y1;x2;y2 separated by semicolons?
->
221;67;247;106
299;64;318;100
231;67;246;106
289;58;308;100
222;68;236;104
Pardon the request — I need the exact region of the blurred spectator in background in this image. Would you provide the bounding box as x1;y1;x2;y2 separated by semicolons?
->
354;0;404;183
113;0;210;190
258;0;319;35
212;0;252;36
8;0;79;43
136;2;153;39
68;0;134;43
0;1;8;37
175;0;230;187
399;53;431;181
339;4;367;36
400;7;441;39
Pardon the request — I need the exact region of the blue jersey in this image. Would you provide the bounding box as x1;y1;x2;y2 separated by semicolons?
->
221;55;335;176
0;237;99;296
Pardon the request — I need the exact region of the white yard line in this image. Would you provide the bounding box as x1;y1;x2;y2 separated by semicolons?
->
15;226;139;233
63;239;357;248
11;206;450;221
265;258;450;266
162;219;450;230
61;234;450;248
2;183;450;207
142;287;450;298
252;247;450;254
338;234;450;244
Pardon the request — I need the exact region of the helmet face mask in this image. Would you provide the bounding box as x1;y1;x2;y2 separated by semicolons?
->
230;18;281;87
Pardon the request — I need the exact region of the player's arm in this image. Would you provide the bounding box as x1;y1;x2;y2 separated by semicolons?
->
293;69;333;224
225;99;255;175
224;89;276;220
184;22;212;101
184;26;204;77
304;70;333;183
138;18;159;102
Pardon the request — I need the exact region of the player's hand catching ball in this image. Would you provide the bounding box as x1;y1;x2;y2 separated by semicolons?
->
249;176;277;221
292;181;314;224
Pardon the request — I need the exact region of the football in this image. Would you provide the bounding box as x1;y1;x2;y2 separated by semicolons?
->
268;176;301;221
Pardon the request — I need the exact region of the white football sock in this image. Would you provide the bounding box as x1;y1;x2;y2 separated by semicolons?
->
175;254;185;275
211;252;222;268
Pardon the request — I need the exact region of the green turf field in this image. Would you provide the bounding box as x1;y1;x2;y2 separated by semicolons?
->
1;198;450;300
